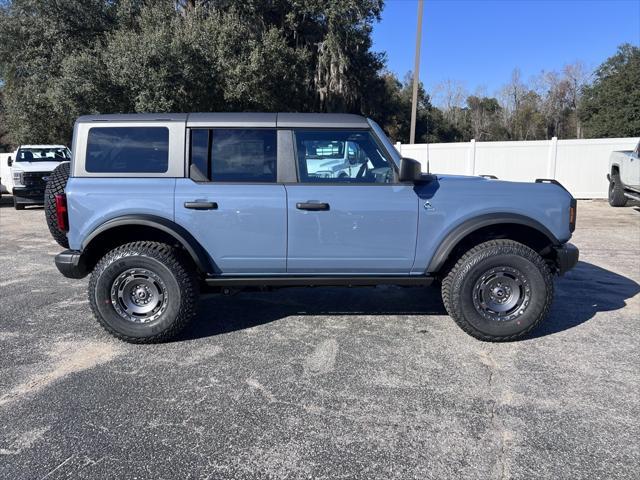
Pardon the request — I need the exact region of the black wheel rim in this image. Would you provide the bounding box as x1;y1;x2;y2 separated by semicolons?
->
110;268;168;323
472;266;531;321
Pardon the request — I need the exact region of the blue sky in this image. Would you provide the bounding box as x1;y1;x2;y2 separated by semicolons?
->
372;0;640;102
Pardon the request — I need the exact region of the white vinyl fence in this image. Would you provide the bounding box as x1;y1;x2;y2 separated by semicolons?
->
396;137;639;199
2;138;638;198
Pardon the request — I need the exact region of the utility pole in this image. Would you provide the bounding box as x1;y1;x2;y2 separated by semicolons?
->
410;0;424;144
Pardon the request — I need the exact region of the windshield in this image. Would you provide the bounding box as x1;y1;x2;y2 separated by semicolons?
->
16;147;70;162
367;119;401;168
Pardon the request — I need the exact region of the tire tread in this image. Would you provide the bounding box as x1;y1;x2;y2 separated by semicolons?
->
441;239;553;342
88;241;198;343
608;174;627;207
44;162;71;248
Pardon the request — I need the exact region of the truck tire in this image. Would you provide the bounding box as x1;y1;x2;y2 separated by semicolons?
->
441;239;553;341
88;241;199;343
44;162;71;248
608;174;627;207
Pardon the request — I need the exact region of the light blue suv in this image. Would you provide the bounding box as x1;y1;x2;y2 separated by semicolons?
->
47;113;578;343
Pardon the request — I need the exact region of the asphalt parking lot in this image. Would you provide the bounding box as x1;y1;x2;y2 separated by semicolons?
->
0;198;638;479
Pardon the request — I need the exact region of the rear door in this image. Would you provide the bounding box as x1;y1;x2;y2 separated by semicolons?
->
286;129;419;274
174;127;287;274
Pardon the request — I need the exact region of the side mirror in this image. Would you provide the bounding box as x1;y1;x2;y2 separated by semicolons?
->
7;156;12;167
398;157;422;183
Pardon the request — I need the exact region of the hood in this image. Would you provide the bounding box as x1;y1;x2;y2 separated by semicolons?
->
434;173;491;182
414;173;574;206
11;160;67;173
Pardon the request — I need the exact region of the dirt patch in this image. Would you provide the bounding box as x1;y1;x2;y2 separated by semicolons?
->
0;426;50;455
303;338;338;376
0;340;121;407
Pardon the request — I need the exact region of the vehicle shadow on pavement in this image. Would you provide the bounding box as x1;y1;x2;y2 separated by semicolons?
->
182;285;447;340
181;260;639;341
529;260;640;339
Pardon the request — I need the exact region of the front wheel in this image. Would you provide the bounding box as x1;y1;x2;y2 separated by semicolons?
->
441;240;554;341
88;241;198;343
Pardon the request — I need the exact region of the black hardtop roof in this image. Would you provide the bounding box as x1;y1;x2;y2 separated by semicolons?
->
75;112;369;129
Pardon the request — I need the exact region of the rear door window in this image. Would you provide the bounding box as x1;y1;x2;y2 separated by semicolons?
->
86;127;169;173
189;129;277;182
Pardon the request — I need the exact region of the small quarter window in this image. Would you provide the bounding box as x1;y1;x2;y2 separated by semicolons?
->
190;129;210;179
86;127;169;173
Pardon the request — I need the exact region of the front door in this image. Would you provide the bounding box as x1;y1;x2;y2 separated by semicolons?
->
286;129;419;274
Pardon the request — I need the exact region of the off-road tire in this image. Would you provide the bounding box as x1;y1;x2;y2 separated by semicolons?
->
44;162;71;247
441;239;554;341
88;241;199;343
13;198;25;210
608;174;627;207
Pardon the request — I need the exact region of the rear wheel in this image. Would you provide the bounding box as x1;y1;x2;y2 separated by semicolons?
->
44;162;71;247
441;239;553;341
88;241;198;343
608;174;627;207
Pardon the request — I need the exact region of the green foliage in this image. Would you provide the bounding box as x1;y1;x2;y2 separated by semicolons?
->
0;1;636;148
0;0;118;143
464;96;507;141
0;0;392;145
579;44;640;138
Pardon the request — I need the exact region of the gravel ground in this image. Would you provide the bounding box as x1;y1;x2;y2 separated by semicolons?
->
0;198;638;479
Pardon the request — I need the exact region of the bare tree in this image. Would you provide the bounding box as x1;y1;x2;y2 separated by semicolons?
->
433;79;466;125
563;61;591;138
498;69;525;139
498;69;546;140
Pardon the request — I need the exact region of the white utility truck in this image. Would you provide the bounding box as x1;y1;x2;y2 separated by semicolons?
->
608;140;640;207
0;145;71;209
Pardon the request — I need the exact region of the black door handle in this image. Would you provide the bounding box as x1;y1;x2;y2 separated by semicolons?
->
184;201;218;210
296;202;330;211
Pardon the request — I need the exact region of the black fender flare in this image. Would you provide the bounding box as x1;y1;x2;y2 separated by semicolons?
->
82;214;215;274
426;213;561;273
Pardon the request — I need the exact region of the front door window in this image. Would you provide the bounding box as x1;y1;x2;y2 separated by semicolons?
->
295;130;395;184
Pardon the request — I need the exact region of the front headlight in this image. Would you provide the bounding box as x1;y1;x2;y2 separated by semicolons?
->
12;170;24;187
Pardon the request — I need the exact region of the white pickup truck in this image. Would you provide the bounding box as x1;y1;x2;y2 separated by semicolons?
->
608;140;640;207
0;145;71;209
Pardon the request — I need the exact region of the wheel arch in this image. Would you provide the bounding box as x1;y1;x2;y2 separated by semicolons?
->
427;213;560;275
81;215;215;275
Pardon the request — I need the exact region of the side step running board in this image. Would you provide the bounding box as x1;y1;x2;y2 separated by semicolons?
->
204;275;434;288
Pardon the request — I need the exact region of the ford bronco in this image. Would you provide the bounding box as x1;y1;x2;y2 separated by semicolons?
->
48;113;578;343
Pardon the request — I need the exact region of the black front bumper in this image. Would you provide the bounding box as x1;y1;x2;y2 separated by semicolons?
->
554;243;579;275
13;186;45;204
55;250;89;279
